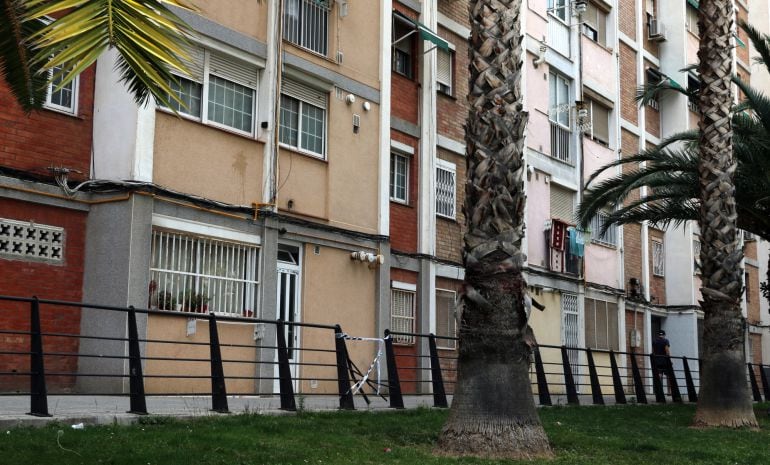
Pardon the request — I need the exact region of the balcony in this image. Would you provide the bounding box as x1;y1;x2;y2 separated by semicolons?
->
548;15;571;58
550;122;572;164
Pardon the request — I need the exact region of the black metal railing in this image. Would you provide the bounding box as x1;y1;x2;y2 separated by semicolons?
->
2;295;769;417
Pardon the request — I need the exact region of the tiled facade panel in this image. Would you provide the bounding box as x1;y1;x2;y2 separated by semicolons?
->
648;228;666;305
620;44;639;125
0;68;94;180
0;198;86;392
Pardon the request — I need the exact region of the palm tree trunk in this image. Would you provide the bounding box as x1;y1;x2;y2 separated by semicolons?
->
436;0;551;458
693;0;757;428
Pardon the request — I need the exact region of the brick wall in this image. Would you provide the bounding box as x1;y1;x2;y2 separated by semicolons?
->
436;27;469;142
750;333;762;365
0;67;94;180
736;5;750;66
435;150;465;264
390;267;419;393
618;0;636;40
0;198;87;392
648;228;666;305
624;223;643;289
438;0;469;26
643;61;660;138
392;3;420;125
747;264;760;324
389;131;419;253
620;44;638;125
745;240;757;260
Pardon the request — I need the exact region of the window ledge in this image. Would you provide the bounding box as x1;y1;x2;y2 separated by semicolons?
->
42;105;81;119
278;143;327;163
156;107;260;142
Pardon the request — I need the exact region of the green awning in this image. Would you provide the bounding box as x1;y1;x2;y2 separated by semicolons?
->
416;21;450;51
735;33;746;48
687;0;699;9
666;77;686;92
394;12;450;52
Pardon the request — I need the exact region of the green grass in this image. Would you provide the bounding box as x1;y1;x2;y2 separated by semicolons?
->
2;403;769;464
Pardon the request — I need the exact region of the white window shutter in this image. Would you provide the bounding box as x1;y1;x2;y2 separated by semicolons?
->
436;49;451;87
209;53;258;88
550;185;575;222
282;77;328;109
174;44;205;82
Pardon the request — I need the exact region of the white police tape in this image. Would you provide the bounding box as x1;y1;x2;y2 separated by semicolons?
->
338;333;385;395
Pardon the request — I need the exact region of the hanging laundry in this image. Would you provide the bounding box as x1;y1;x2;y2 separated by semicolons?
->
574;229;585;257
551;219;568;251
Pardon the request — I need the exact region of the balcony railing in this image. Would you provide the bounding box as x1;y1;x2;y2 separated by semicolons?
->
550;121;572;164
548;15;571;58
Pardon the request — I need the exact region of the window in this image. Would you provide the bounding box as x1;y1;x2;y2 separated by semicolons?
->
279;78;327;158
652;240;665;276
686;4;700;36
549;73;571;127
645;68;662;110
437;48;453;95
586;98;610;145
391;286;416;344
693;237;701;274
589;212;617;247
582;3;608;46
436;160;456;219
584;298;619;350
164;46;259;135
550;184;575;223
393;16;415;79
436;289;458;349
283;0;329;56
548;0;568;22
0;218;64;264
150;230;260;316
390;152;409;203
44;65;78;114
687;74;700;112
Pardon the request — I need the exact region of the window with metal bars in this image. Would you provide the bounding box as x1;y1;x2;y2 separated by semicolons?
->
149;230;260;317
436;160;456;219
584;298;619;350
283;0;330;56
436;289;458;349
590;212;617;247
391;288;416;344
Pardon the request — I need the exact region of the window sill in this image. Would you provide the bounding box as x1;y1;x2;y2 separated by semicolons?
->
437;214;458;223
390;199;411;207
282;40;334;64
156;107;260;142
42;105;80;119
437;90;455;100
278;143;327;162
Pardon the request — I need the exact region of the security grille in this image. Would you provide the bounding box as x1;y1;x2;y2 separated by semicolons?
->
391;289;416;344
436;289;458;349
283;0;329;56
562;293;580;390
590;212;617;247
436;162;456;219
0;219;64;264
150;230;260;316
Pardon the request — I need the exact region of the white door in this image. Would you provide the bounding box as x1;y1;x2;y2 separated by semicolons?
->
274;246;301;392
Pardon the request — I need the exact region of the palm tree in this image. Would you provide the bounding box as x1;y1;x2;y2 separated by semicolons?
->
436;0;551;458
693;0;757;427
0;0;195;112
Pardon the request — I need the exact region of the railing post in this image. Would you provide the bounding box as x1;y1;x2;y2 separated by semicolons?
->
665;356;682;403
275;320;296;411
126;306;147;415
534;348;552;406
760;364;770;401
649;353;666;403
586;348;604;405
629;351;647;404
748;363;762;402
334;325;355;410
208;313;229;413
682;356;698;402
560;346;579;405
28;297;50;417
383;330;404;409
609;350;626;405
428;334;448;408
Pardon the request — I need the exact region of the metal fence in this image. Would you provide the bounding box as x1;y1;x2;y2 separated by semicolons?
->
1;295;768;418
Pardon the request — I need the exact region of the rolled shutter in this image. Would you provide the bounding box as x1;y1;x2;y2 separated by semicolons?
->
282;77;327;109
436;49;451;86
209;53;258;88
550;184;575;222
174;43;205;82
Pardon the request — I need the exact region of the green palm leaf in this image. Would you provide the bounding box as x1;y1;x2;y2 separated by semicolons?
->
0;0;48;112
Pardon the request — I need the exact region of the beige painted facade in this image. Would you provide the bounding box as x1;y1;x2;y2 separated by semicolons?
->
192;0;269;44
153;113;265;205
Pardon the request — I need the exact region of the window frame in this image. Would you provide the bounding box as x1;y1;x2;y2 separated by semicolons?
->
390;151;410;204
161;48;260;137
392;15;416;79
589;211;617;247
581;2;608;46
391;282;417;345
435;159;457;220
278;83;328;159
435;288;458;349
548;0;569;24
43;65;79;115
584;297;619;351
282;0;330;57
652;239;665;277
549;72;571;129
585;98;611;146
436;47;454;96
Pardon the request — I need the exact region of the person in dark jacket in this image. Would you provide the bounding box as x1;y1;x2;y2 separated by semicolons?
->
652;330;671;389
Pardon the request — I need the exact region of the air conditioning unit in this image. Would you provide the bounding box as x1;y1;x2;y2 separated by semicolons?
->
648;18;667;42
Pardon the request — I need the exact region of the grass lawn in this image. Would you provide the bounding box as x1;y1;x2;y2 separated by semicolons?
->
2;403;768;464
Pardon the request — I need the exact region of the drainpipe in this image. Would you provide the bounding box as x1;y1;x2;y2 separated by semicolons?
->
262;0;283;211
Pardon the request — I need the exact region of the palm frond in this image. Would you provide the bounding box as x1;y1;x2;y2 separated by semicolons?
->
24;0;197;107
741;21;770;68
0;0;47;111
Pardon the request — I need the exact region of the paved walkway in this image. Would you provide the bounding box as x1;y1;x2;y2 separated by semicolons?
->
0;394;446;429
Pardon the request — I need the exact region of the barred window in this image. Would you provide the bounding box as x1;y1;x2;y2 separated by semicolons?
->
150;230;260;317
436;289;458;349
652;240;665;276
283;0;329;56
436;160;456;219
584;298;619;350
391;286;416;344
590;212;617;247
